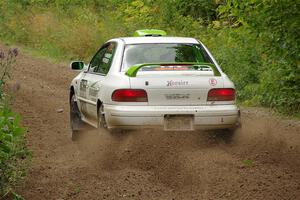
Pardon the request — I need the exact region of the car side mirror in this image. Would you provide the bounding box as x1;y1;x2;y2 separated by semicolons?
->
70;61;84;70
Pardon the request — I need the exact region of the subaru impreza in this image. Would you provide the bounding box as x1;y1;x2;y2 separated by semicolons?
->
69;29;240;138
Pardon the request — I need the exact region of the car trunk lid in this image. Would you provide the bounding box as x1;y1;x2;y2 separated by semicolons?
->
129;72;224;106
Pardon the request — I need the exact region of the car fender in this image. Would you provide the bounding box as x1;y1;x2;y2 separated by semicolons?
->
97;73;131;105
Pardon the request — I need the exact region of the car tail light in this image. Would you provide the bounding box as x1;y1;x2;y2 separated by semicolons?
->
112;89;148;102
207;88;235;101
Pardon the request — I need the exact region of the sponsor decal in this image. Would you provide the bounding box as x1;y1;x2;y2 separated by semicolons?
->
80;79;87;91
89;82;99;97
89;88;98;97
104;53;112;59
102;57;109;64
166;80;188;87
79;79;88;97
209;78;217;86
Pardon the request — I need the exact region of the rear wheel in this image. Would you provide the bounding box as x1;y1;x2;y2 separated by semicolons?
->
205;128;235;144
70;93;83;141
98;104;107;129
218;113;241;135
98;105;126;134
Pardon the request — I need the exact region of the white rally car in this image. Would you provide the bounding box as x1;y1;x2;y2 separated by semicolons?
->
69;29;240;138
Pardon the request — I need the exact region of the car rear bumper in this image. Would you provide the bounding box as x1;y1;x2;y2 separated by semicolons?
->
104;104;240;130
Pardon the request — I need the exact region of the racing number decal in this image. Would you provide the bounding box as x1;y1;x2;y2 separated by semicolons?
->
88;82;99;102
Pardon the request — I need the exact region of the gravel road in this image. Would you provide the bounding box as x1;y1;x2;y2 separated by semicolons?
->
6;46;300;200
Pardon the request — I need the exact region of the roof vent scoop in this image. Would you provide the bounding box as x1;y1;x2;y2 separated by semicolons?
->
134;29;167;37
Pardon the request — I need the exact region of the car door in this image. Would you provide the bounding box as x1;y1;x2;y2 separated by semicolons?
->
78;42;117;124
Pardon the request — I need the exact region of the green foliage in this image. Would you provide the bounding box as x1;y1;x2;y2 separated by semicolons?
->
0;49;29;198
171;0;217;23
217;0;300;114
202;28;263;104
242;159;254;167
0;0;299;115
0;104;28;197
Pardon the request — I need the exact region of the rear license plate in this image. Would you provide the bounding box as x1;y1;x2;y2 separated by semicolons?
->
164;115;194;131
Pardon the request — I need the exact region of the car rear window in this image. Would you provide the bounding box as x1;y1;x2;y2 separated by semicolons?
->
122;43;213;71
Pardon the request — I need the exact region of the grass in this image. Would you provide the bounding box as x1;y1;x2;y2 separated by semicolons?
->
242;159;254;167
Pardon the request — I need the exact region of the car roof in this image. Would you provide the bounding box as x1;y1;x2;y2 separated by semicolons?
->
117;37;199;45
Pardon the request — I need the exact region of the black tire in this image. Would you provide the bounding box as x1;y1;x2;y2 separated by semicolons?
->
212;128;236;144
98;104;126;135
70;93;83;141
98;104;107;129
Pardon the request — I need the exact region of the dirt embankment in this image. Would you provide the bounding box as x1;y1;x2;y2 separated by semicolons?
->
4;45;300;200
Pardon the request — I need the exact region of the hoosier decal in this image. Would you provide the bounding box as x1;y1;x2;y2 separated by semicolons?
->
166;80;188;86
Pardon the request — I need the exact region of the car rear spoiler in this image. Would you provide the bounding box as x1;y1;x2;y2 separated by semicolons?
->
125;62;221;77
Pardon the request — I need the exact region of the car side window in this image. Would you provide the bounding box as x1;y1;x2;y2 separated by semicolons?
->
88;42;116;75
89;47;107;73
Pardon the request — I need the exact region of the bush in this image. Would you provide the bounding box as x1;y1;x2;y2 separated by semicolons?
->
217;0;300;114
201;27;263;105
0;48;29;198
0;103;28;197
